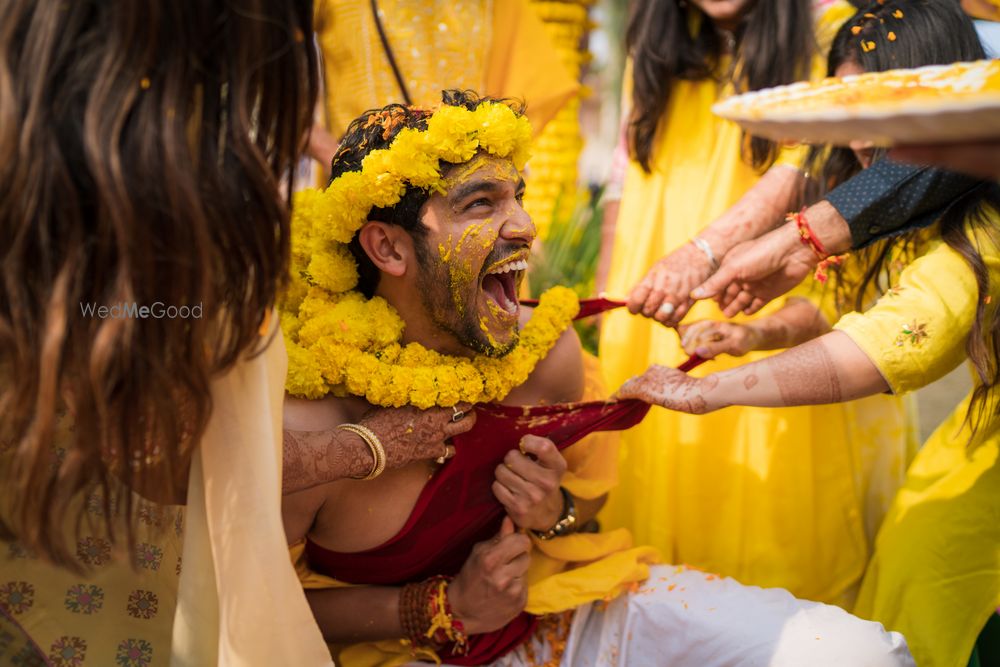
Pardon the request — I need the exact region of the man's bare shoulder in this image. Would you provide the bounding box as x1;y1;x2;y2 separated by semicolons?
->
504;306;585;406
284;394;358;431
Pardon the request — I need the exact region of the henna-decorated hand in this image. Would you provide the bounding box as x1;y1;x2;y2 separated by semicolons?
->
679;320;761;360
360;404;476;471
627;242;715;327
492;435;567;531
692;222;818;317
615;365;717;414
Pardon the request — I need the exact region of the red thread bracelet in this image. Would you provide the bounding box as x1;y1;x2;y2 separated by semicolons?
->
788;208;828;259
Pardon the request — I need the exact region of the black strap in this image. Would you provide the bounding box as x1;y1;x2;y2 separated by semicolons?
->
370;0;412;105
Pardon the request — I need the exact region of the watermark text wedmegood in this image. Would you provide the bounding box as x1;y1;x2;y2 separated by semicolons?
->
79;302;203;319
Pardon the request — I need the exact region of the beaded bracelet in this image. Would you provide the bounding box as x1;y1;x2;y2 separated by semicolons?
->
399;576;468;655
400;579;435;647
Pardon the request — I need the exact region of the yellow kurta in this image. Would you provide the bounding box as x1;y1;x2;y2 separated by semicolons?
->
313;0;577;139
599;2;915;605
837;219;1000;667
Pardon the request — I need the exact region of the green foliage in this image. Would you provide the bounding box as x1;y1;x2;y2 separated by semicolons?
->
528;186;604;354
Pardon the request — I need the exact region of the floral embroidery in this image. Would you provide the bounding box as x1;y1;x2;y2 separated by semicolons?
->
0;581;35;614
11;645;46;667
895;321;928;347
115;638;153;667
174;509;184;538
175;556;183;576
136;505;165;527
133;543;163;571
0;628;15;653
7;541;33;560
64;584;104;614
85;488;120;517
126;590;158;619
76;536;112;566
48;636;87;667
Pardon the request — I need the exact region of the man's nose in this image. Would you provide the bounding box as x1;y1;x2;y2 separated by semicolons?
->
500;203;536;245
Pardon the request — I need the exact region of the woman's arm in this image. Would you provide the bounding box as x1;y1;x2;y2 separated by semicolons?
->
282;403;477;495
617;331;888;413
678;297;830;360
628;165;806;326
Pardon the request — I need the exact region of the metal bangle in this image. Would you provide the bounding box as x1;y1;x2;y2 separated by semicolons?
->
692;236;720;270
338;423;386;481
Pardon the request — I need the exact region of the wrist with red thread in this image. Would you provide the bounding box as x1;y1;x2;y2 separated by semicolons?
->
788;208;848;283
399;575;468;655
788;207;829;259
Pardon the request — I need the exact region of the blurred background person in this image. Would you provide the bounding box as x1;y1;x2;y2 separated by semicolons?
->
619;5;1000;664
595;0;915;609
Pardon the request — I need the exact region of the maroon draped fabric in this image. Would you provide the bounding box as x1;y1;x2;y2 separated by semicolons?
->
520;296;627;319
305;399;650;664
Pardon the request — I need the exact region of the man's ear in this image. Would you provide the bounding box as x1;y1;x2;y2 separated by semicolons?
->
357;221;413;278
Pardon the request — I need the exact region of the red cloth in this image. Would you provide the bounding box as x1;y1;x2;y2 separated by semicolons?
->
520;296;627;319
305;399;649;664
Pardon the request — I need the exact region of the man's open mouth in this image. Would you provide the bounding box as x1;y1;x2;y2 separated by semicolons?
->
481;255;528;316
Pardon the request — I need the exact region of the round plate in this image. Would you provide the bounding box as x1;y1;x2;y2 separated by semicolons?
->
712;59;1000;146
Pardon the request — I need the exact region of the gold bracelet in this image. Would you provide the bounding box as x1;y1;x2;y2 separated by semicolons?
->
338;423;386;481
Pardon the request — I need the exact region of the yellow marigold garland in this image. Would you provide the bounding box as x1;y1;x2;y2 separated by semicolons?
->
282;101;579;407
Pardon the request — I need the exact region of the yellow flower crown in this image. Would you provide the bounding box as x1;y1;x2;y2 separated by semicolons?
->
281;101;579;406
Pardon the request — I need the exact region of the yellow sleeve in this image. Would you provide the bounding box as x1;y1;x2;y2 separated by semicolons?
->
834;224;1000;395
486;0;579;135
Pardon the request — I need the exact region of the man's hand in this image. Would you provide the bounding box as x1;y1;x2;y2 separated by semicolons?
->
449;517;531;635
692;222;817;317
615;365;716;415
679;320;761;360
361;404;476;470
627;242;715;327
492;435;567;531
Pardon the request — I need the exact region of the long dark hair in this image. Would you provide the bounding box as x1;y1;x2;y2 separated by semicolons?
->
806;0;1000;435
626;0;814;172
0;0;318;567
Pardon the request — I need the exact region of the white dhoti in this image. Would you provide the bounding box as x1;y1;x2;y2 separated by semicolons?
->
466;565;914;667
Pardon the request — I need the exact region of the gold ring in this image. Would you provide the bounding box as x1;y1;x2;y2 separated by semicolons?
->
436;445;455;465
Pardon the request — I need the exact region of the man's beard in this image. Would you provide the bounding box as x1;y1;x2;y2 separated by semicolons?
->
413;238;519;358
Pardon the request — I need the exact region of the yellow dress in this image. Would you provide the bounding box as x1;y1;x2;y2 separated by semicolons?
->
836;219;1000;667
599;1;916;606
0;318;332;666
313;0;577;139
